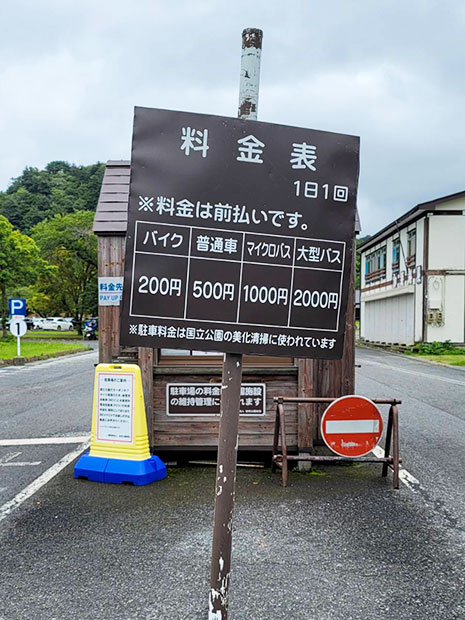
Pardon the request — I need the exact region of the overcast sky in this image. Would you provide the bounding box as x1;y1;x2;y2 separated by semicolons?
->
0;1;463;234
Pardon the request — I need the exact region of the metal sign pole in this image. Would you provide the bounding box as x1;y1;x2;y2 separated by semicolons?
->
15;321;21;356
208;27;263;620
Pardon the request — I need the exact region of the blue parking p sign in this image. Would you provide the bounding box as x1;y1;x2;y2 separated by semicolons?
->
8;298;26;317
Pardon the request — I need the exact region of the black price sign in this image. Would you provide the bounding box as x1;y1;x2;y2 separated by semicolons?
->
121;107;360;359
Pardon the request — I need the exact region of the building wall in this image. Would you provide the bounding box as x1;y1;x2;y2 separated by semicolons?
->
361;204;465;345
153;371;298;450
429;215;465;270
425;214;465;343
414;217;425;342
364;292;414;344
360;217;423;345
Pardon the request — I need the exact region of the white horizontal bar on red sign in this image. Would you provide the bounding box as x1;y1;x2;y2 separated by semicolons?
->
325;420;380;434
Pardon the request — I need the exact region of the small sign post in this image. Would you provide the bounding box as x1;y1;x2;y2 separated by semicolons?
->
8;298;26;318
9;317;27;359
119;28;360;620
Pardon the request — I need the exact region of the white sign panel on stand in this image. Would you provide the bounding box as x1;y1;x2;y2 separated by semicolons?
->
96;372;134;443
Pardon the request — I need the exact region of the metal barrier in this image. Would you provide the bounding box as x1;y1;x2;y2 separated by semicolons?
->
272;397;402;489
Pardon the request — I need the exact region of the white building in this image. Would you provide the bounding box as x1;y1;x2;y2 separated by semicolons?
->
359;190;465;346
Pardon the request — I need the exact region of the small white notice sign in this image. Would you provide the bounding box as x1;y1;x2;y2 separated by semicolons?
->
96;372;134;443
98;277;123;306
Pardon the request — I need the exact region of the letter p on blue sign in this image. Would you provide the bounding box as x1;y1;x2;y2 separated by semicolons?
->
8;298;26;317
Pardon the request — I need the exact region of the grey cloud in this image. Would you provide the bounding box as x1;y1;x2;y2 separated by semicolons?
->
0;1;463;234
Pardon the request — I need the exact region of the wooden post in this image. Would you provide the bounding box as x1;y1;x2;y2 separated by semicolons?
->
297;358;314;459
98;235;126;363
138;347;154;449
98;236;112;363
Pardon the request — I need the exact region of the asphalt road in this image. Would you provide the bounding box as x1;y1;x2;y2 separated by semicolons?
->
356;346;465;532
0;346;464;620
0;347;97;510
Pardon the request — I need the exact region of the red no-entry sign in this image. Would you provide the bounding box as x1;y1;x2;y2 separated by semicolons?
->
321;395;383;457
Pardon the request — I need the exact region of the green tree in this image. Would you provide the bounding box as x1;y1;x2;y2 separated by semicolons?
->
32;211;98;334
0;216;43;339
0;161;104;233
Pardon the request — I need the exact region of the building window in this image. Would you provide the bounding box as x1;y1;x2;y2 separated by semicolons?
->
365;247;387;283
407;230;416;267
392;238;400;273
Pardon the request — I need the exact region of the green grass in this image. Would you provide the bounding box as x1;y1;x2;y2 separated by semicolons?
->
23;330;81;339
410;353;465;366
0;340;89;361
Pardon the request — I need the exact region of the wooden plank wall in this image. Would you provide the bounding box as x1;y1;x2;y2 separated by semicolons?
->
98;236;126;363
153;372;298;450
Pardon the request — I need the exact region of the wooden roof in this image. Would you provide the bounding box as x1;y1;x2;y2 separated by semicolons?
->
93;160;130;235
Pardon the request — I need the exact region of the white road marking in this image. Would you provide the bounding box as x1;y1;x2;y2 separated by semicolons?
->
0;452;41;467
362;358;465;387
0;439;90;523
371;445;421;491
0;436;90;446
325;419;380;434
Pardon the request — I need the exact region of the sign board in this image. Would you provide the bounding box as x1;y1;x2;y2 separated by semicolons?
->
321;395;383;458
98;277;124;306
9;318;27;337
121;107;360;359
75;363;166;485
8;298;26;317
166;383;265;416
96;371;134;443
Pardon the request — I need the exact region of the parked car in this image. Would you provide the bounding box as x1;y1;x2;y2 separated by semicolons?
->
64;317;79;330
32;317;46;329
41;317;74;331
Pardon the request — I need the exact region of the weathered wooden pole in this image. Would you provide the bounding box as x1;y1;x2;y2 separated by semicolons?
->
208;27;263;620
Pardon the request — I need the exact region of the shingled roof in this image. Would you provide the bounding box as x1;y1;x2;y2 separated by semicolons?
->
93;160;130;235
